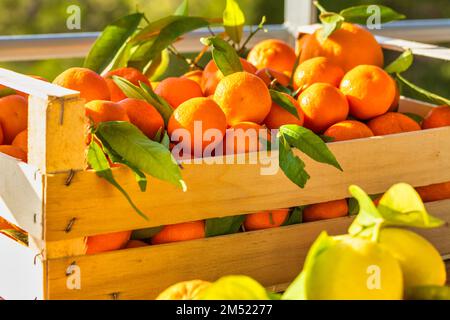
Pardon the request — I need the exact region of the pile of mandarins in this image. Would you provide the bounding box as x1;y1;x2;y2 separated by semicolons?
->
0;21;449;254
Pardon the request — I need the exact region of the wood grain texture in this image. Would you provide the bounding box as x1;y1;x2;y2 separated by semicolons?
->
44;201;450;300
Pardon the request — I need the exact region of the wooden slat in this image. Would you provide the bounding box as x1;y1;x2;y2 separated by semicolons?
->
43;125;450;240
45;201;450;300
0;155;43;238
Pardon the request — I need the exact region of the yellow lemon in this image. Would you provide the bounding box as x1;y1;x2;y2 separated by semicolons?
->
156;280;211;300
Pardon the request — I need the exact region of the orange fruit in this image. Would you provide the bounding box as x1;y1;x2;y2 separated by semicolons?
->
0;145;27;162
299;22;383;72
298;83;349;133
293;57;345;92
104;67;151;102
86;231;132;254
125;240;149;249
324;120;374;142
244;209;289;231
12;130;27;153
85;100;130;126
389;80;401;112
0;123;3;145
168;97;226;154
223;122;271;155
201;58;257;97
183;70;204;86
367;112;421;136
53;67;110;102
119;98;164;140
151;221;205;245
340;65;396;120
156;280;211;300
255;68;290;87
422;106;450;129
214;72;272;126
264;92;304;129
416;182;450;203
155;77;203;109
247;39;297;75
303;199;349;222
0;95;28;144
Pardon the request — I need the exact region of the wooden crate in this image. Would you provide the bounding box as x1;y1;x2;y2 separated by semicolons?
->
1;41;450;300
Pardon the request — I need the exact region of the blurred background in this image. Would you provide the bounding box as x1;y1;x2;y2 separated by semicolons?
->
0;0;448;100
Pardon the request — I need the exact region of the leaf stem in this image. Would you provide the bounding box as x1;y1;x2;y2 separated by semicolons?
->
168;45;203;70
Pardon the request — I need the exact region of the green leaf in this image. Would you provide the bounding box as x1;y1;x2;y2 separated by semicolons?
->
283;232;336;300
131;226;163;240
283;206;304;226
95;122;185;190
87;140;148;220
223;0;246;44
84;13;143;73
110;41;134;71
144;49;170;80
174;0;189;16
280;125;343;171
199;275;270;300
318;12;345;41
377;183;445;229
320;134;335;143
385;49;413;74
405;286;450;300
161;132;171;149
201;36;243;76
340;5;406;25
206;215;245;237
396;73;450;106
270;90;299;119
402;112;424;125
279;135;310;188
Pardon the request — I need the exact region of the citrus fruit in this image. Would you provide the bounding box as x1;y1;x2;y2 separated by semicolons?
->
0;145;27;162
0;124;3;145
156;280;211;300
305;235;403;300
0;95;28;144
244;209;289;231
298;83;349;133
53;67;110;102
247;39;297;75
255;68;290;87
125;240;149;249
85;100;130;125
416;181;450;203
303;199;348;222
86;231;132;254
340;65;396;120
299;22;384;72
119;98;164;140
183;70;204;86
223;122;271;155
422;106;450;129
379;228;446;287
367;112;421;136
155;77;203;109
168;97;226;154
214;72;272;126
324;120;374;142
264;92;304;129
201;58;257;96
151;221;205;245
104;67;151;102
12;130;27;153
293;57;345;92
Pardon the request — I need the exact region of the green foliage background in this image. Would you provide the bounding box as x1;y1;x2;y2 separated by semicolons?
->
0;0;448;100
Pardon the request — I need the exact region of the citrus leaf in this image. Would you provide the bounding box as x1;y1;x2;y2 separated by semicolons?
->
161;132;171;149
402;112;424;125
385;49;413;74
270;90;299;119
320;134;335;143
377;183;445;229
319;12;344;41
84;13;143;73
199;275;270;300
405;286;450;300
206;215;245;237
201;36;243;76
279;135;310;188
174;0;189;16
223;0;246;44
95;122;185;191
87;140;148;220
144;49;170;80
280;125;343;171
348;185;383;237
283;206;304;226
111;75;148;100
396;73;450;106
131;16;182;43
131;226;163;240
340;5;406;25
